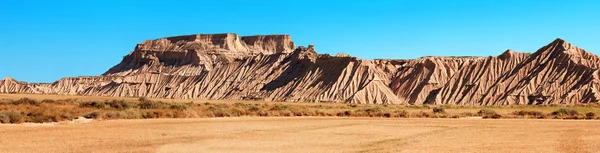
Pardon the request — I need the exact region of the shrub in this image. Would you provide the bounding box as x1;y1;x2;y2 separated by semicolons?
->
477;109;502;119
12;98;40;106
513;110;545;118
552;108;579;116
79;101;107;109
432;107;445;113
363;107;382;116
84;111;102;119
139;100;167;109
0;113;11;123
142;110;164;118
169;103;188;110
477;109;497;116
585;112;596;119
483;113;503;119
41;99;56;103
26;112;56;123
121;109;142;119
413;111;431;118
396;110;409;118
106;100;134;110
269;104;290;111
248;105;262;112
2;112;24;123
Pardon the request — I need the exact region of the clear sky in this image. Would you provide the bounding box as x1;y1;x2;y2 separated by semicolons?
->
1;0;599;82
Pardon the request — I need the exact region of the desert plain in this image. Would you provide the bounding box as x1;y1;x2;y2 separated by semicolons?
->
1;94;599;153
1;117;599;153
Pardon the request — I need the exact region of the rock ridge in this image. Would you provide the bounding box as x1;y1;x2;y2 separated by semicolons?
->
2;35;599;105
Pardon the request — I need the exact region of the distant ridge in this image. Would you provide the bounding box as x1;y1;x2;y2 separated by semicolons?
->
1;34;599;105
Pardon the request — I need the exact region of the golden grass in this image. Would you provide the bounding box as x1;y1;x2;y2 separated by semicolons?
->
1;94;600;123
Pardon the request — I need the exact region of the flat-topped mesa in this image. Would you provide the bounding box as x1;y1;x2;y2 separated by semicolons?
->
104;33;296;76
137;33;295;54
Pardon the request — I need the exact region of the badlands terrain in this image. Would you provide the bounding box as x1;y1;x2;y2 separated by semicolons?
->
2;34;600;105
2;34;600;152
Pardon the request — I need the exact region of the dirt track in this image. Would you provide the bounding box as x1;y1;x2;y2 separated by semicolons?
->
1;118;599;153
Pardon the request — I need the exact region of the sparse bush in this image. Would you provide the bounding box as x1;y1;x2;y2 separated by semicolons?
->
363;107;383;116
477;109;502;119
483;113;502;119
139;100;167;109
0;113;10;123
84;111;102;119
248;105;262;112
477;109;497;116
12;98;40;106
106;100;134;110
552;108;579;116
26;112;56;123
585;112;596;119
41;99;56;103
79;101;107;109
433;107;445;113
396;110;409;118
413;111;431;118
169;103;188;110
513;110;545;118
269;104;290;111
1;112;24;123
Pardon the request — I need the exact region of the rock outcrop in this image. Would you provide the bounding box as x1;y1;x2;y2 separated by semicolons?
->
2;34;599;105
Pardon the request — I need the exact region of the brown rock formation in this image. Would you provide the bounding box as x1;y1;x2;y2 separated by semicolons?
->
2;34;599;105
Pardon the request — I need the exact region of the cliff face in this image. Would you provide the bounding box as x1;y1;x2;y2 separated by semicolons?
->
2;34;599;105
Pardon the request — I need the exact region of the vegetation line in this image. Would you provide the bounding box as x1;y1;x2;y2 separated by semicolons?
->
0;97;599;124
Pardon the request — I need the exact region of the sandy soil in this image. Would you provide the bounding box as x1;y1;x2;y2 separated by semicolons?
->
1;117;599;153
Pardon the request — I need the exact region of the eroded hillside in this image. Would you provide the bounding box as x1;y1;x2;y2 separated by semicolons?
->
2;34;598;105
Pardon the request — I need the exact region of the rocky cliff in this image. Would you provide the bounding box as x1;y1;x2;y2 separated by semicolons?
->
2;34;599;105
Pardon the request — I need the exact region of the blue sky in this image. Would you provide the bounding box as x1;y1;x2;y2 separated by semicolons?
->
1;0;599;82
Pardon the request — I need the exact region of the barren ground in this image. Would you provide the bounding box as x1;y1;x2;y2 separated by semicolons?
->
1;117;599;153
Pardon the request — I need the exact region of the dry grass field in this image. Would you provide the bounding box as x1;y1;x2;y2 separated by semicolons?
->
1;117;599;153
2;94;600;152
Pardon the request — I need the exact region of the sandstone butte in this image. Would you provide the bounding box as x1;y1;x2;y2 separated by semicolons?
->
1;34;599;105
